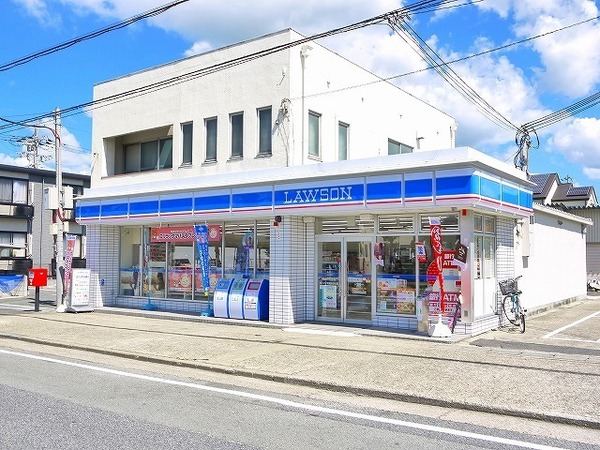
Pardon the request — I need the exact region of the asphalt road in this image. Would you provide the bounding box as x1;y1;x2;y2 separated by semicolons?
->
0;349;587;450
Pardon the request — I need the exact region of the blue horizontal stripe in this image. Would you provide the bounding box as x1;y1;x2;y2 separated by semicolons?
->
194;194;230;212
480;178;501;201
233;191;272;209
161;197;193;213
502;184;519;205
77;204;100;219
405;178;432;198
367;181;401;201
129;200;158;216
436;175;477;196
519;190;533;209
101;203;128;217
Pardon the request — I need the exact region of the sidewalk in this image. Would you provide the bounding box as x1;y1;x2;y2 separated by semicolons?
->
1;302;599;429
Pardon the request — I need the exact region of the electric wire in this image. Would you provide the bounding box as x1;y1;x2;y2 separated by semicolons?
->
0;0;190;73
0;0;464;132
388;16;519;133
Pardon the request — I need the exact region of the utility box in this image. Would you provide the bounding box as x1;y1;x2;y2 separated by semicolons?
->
28;268;48;287
43;186;74;210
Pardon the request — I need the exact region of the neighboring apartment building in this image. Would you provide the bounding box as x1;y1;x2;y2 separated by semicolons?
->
77;29;586;335
0;164;90;295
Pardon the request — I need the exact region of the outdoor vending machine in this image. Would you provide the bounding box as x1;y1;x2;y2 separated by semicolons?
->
228;278;249;319
213;278;235;318
243;279;269;321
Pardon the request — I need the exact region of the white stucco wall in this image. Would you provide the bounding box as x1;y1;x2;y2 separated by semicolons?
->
91;29;456;191
516;205;589;311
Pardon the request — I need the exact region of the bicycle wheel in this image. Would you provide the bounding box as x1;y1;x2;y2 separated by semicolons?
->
502;295;519;325
518;312;526;333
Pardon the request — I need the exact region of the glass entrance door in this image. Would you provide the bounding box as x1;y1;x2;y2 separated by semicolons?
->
317;238;373;323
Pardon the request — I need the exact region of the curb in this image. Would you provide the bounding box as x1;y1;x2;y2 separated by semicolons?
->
1;332;598;430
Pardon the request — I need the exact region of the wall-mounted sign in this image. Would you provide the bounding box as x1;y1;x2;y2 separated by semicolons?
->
151;225;221;243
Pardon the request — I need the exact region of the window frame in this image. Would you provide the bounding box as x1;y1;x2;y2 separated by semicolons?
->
181;122;193;166
388;139;413;155
308;110;321;158
0;178;28;204
205;117;217;162
230;112;244;159
258;107;272;156
121;137;173;174
338;121;349;161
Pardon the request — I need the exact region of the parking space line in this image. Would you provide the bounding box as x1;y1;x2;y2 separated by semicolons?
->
542;310;600;340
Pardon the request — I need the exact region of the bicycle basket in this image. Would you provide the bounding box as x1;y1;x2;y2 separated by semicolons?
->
499;278;517;295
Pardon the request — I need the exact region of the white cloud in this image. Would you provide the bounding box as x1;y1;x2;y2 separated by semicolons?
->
547;118;600;171
508;0;600;98
11;0;61;27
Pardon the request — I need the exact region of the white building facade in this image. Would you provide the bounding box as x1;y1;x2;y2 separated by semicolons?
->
78;29;585;335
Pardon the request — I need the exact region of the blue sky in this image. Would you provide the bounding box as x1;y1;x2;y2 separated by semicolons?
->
1;0;600;195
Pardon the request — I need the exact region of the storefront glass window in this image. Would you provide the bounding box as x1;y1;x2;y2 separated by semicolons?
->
167;243;193;299
147;240;166;298
256;220;270;279
375;235;417;315
417;213;460;316
378;215;414;233
194;224;223;299
119;227;142;295
224;222;255;278
317;216;375;234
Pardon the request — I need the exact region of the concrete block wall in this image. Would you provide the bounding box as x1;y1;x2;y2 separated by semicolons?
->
86;224;120;308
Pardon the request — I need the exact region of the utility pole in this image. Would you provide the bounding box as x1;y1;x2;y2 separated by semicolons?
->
17;129;53;168
54;107;65;312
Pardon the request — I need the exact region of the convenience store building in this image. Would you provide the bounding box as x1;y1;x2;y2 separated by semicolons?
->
77;29;587;335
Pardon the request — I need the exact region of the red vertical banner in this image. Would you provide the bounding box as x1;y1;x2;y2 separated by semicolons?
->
429;217;445;314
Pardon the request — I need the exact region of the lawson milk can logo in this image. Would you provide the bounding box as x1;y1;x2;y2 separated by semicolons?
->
277;184;359;206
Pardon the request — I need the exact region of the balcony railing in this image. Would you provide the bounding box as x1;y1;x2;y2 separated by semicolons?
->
0;203;34;219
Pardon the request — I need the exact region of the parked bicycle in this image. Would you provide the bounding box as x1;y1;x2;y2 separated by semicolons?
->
499;276;526;333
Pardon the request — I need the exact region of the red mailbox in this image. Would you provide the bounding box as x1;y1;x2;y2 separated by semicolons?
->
28;268;48;287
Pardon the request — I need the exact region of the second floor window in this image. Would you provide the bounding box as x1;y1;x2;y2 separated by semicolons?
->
0;178;27;204
388;139;413;155
258;107;272;156
308;111;320;158
231;112;244;158
123;137;173;173
338;122;349;160
182;122;193;166
205;117;217;162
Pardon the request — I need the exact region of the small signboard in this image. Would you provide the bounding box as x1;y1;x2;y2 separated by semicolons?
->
67;269;94;313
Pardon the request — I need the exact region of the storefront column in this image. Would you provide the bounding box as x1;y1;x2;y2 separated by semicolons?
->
86;224;120;308
269;216;315;324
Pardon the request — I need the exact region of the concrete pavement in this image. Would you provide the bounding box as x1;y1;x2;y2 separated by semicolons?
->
1;291;599;430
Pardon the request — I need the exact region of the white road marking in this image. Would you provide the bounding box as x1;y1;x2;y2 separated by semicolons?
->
0;348;567;450
542;310;600;339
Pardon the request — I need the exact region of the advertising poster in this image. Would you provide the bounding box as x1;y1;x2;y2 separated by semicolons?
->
194;225;211;296
319;284;338;308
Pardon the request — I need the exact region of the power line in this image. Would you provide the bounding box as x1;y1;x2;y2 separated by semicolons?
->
0;0;465;131
388;13;519;133
0;0;190;72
